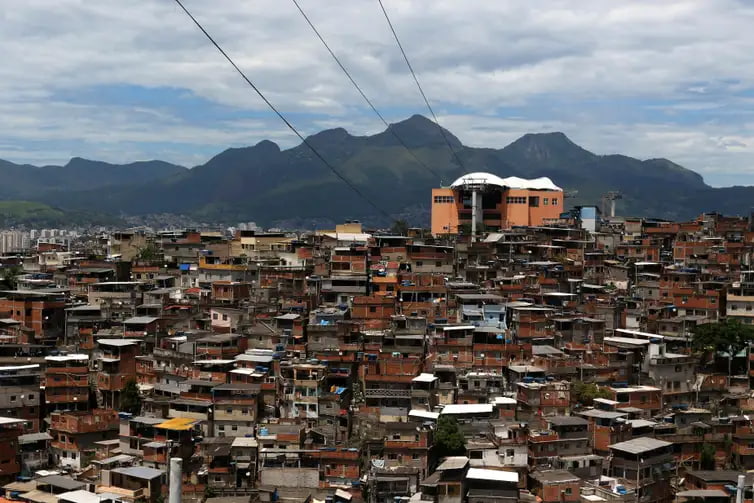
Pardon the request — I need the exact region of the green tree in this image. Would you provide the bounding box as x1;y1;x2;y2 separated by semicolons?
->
571;381;612;406
390;219;409;236
0;266;22;290
135;243;161;262
692;319;754;376
120;379;142;415
700;443;716;470
435;415;466;458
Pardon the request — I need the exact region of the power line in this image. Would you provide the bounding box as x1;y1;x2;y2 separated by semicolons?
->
377;0;468;173
290;0;443;182
172;0;394;221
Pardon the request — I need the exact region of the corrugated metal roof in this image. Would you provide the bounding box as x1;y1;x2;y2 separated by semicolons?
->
113;466;164;479
609;437;672;454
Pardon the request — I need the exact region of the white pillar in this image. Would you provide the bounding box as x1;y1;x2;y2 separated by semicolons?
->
736;474;745;503
169;457;182;503
471;189;478;241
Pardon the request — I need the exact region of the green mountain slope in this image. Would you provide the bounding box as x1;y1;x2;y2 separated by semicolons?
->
1;114;751;225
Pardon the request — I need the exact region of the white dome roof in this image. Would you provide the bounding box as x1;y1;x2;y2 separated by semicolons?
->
450;172;561;191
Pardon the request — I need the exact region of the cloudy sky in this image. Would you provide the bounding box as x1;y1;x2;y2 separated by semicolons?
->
2;0;754;186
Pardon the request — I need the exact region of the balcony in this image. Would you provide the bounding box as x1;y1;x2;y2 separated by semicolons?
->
364;374;417;383
97;373;125;391
46;390;89;404
46;366;89;376
143;452;167;464
365;388;412;399
21;451;49;468
45;375;89;388
384;440;427;450
50;411;119;433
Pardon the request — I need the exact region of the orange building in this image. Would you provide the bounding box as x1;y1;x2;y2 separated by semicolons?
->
431;172;563;235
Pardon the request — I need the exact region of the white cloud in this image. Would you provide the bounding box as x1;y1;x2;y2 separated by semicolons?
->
0;0;753;185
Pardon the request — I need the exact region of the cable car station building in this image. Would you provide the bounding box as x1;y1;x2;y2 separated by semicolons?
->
431;172;564;236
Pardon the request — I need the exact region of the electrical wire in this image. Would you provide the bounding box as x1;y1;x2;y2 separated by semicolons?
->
172;0;394;221
290;0;443;182
377;0;468;173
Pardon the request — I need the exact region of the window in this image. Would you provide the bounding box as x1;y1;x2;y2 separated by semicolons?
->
552;198;558;206
242;408;249;415
543;198;549;205
506;196;527;204
506;449;515;457
222;314;228;321
28;394;34;400
212;313;218;320
435;261;442;267
565;488;572;495
10;396;16;402
392;434;401;440
674;365;682;372
416;261;423;267
529;196;540;207
232;425;238;431
369;306;377;313
388;453;398;460
412;453;420;460
434;195;454;204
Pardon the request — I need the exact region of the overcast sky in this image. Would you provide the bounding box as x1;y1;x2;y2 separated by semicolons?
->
2;0;754;186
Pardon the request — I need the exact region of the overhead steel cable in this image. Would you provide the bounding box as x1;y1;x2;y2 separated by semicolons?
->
290;0;443;182
172;0;394;221
377;0;468;173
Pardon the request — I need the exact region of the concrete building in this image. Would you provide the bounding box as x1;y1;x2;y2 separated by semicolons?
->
431;173;563;236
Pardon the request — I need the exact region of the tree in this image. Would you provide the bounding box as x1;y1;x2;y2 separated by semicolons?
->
571;381;612;406
120;379;142;415
0;265;22;290
692;319;754;376
700;443;716;470
135;243;161;262
390;219;409;236
435;415;466;458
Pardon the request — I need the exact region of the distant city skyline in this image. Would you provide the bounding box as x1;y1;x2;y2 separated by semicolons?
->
2;1;754;186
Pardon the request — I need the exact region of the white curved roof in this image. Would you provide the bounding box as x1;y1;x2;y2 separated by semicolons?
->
450;172;561;191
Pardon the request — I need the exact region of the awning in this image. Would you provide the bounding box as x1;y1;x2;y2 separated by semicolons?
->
155;417;197;431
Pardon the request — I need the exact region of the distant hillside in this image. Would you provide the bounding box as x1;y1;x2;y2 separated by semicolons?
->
0;201;119;227
0;114;751;225
0;158;186;200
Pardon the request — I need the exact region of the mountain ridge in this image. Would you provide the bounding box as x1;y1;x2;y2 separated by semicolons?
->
0;114;751;226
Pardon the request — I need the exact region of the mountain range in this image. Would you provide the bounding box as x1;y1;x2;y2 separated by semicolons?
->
1;114;752;227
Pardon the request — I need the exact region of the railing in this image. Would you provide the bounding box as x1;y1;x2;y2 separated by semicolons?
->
46;375;89;388
51;412;119;433
143;452;167;464
365;388;411;398
97;373;125;391
45;391;89;404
